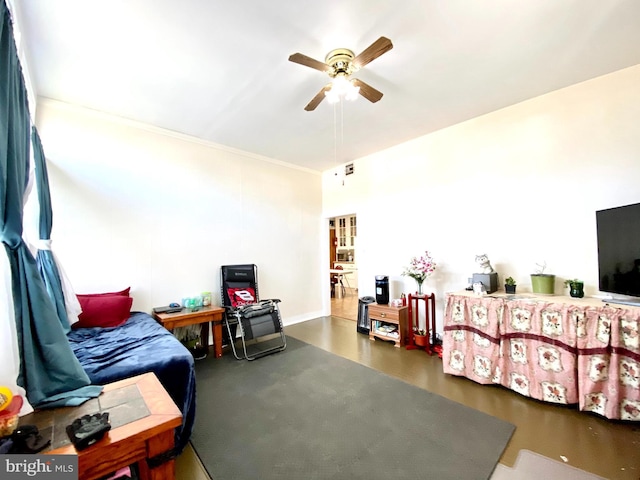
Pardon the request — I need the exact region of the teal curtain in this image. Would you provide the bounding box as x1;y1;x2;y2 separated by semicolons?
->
32;127;69;333
1;1;101;407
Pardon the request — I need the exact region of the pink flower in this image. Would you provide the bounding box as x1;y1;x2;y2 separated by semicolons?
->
402;251;436;283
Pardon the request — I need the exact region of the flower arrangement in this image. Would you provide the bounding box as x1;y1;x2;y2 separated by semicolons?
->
402;251;436;294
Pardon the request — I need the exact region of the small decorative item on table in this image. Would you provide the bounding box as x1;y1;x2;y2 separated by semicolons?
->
564;279;584;298
202;291;212;306
472;254;498;293
182;296;203;312
473;282;487;295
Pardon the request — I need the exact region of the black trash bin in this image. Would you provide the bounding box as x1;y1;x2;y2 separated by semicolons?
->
357;296;376;334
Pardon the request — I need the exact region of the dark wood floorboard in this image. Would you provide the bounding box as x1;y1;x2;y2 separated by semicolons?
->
177;296;640;480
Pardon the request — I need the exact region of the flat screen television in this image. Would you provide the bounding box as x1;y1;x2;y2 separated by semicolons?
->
596;201;640;306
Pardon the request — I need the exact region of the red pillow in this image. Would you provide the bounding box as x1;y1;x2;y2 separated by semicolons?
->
227;287;256;307
80;287;130;298
74;290;133;329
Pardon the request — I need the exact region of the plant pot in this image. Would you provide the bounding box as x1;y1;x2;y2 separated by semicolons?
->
414;334;428;347
191;345;208;360
183;338;199;350
568;282;584;298
531;274;556;295
505;285;516;294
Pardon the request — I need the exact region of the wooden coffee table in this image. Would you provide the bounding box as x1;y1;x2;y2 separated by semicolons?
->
20;373;182;480
153;305;225;358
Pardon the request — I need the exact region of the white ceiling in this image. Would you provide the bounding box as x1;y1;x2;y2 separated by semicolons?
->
14;0;640;172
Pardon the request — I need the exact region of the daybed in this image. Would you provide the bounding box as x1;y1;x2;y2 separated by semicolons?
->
68;310;196;455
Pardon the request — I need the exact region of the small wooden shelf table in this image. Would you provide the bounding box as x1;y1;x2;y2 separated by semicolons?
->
153;305;225;358
368;303;408;347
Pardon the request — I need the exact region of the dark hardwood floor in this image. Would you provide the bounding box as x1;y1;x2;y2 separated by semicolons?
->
177;300;640;480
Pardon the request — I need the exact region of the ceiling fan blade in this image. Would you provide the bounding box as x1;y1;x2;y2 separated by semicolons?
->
352;79;383;103
289;53;332;73
353;36;393;69
304;85;331;111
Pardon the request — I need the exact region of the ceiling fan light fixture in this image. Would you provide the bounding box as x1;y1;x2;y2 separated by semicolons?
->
345;83;360;101
325;75;360;104
289;36;392;111
325;89;341;104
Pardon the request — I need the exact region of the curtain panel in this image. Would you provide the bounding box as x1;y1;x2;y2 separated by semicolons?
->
1;0;101;408
32;127;77;333
0;0;30;413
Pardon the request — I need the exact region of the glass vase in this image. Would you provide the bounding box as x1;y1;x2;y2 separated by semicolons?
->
416;280;424;295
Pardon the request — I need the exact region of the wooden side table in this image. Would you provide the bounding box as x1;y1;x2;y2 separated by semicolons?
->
368;303;408;347
22;373;182;480
153;305;225;358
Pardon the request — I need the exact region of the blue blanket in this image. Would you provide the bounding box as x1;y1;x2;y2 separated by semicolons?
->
68;311;196;454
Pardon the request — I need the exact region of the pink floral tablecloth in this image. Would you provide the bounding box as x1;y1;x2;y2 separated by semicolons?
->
443;293;640;421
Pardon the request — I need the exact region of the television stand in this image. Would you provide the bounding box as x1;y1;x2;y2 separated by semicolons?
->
602;297;640;307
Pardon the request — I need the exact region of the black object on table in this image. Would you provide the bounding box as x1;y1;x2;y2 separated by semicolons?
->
66;412;111;450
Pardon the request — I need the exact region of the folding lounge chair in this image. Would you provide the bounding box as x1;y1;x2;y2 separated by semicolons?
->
220;264;286;360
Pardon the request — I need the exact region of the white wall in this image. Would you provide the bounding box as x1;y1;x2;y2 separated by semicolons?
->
35;65;640;333
35;99;324;325
323;65;640;333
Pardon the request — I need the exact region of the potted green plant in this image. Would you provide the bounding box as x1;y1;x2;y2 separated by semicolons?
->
174;325;206;359
183;336;199;350
504;276;517;294
413;328;428;347
564;278;585;298
531;262;555;295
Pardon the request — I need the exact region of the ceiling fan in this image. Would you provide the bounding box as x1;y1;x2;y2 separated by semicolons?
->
288;36;393;111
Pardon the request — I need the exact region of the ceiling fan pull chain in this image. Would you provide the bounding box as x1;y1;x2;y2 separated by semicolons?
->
340;100;344;159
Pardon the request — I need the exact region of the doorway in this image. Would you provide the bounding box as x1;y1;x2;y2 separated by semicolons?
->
329;215;358;321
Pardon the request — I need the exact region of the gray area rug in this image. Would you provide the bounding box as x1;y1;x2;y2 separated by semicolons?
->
191;337;515;480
